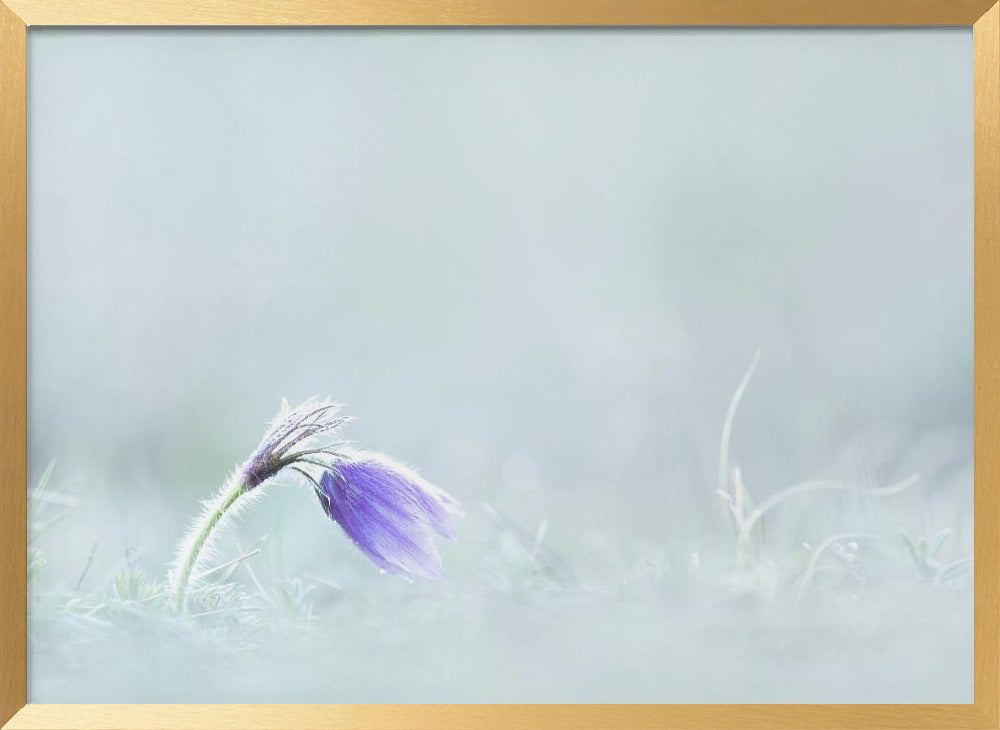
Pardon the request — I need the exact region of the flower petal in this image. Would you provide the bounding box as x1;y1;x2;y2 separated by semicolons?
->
318;454;459;579
337;453;460;538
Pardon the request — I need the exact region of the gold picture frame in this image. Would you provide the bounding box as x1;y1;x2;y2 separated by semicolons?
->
1;1;997;727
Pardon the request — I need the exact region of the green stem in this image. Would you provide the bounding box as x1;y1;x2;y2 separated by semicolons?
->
173;474;248;612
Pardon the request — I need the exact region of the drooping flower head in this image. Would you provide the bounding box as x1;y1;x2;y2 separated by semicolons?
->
171;397;461;610
233;397;461;579
317;451;462;579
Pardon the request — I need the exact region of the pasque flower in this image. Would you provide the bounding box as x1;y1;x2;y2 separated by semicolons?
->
170;398;461;611
317;452;461;579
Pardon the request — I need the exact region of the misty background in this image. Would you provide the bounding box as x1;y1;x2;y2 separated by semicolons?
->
26;28;972;703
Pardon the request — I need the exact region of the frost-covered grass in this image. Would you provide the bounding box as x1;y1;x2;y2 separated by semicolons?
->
27;356;974;703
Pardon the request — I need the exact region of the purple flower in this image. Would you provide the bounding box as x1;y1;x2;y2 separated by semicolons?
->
316;452;462;579
172;398;462;611
226;397;462;579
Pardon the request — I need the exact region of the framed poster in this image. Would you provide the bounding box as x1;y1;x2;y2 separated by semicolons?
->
1;1;998;728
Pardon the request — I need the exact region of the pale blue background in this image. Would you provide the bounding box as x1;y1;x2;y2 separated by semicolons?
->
27;28;973;703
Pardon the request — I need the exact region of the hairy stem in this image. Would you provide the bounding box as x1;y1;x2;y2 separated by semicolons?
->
172;474;248;612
